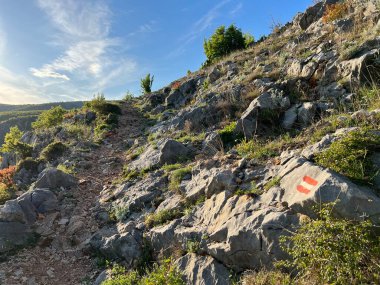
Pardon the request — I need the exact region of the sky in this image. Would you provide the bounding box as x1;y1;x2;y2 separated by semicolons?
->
0;0;313;104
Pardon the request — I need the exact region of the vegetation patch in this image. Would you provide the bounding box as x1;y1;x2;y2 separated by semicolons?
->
322;2;349;24
236;134;301;161
240;270;292;285
278;203;380;284
1;126;32;159
218;121;243;147
235;182;262;196
264;176;281;191
40;141;68;162
0;166;16;204
103;259;184;285
168;166;192;192
315;129;380;183
32;106;66;129
145;209;183;229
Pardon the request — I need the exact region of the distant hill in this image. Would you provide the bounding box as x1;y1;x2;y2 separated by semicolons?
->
0;101;84;112
0;101;85;144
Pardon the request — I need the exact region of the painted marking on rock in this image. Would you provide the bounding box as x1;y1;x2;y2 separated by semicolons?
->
303;175;318;186
297;185;311;194
296;176;319;194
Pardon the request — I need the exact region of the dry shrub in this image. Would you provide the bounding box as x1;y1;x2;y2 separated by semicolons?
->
322;2;349;24
183;120;193;133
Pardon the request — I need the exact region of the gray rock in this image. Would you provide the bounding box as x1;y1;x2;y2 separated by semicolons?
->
0;188;57;253
130;139;191;170
202;132;223;156
236;88;290;139
90;223;142;266
208;67;221;83
282;105;299;129
176;254;231;285
185;166;236;201
295;0;339;30
287;60;303;77
34;168;77;189
93;270;108;285
278;157;380;224
298;102;316;126
112;174;166;216
339;48;380;87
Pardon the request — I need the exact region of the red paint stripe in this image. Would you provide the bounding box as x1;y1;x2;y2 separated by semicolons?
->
303;176;318;186
297;185;311;194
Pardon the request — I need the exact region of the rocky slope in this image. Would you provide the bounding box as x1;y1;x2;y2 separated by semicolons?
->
0;0;380;284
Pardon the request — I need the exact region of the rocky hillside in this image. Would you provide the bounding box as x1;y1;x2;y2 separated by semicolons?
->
0;0;380;284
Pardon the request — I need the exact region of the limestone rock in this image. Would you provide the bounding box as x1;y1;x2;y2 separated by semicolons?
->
176;254;231;285
34;168;77;190
130;139;191;170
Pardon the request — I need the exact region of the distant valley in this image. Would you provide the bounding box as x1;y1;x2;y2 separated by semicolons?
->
0;102;84;144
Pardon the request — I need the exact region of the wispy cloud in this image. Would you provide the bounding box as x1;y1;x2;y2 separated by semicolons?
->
230;2;243;17
30;0;115;81
168;0;231;58
128;20;158;37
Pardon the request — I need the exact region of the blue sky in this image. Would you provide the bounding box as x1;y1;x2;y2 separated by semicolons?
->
0;0;313;104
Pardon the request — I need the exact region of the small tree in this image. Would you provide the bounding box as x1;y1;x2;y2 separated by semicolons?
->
1;126;32;158
141;74;154;94
32;106;66;129
244;32;254;48
203;24;246;65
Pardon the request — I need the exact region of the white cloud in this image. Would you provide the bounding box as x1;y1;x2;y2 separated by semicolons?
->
36;0;111;39
31;0;113;80
31;0;136;90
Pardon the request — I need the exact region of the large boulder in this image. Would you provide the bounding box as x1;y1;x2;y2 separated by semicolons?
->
176;254;231;285
281;103;317;129
90;222;143;267
111;174;165;217
276;156;380;223
236;88;290;139
339;48;380;87
149;191;300;271
294;0;339;30
130;139;191;170
184;167;236;201
34;167;77;189
0;189;58;253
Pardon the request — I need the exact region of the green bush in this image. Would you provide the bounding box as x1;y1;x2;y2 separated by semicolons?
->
315;129;380;182
236;135;292;161
32;106;66;129
203;25;246;65
103;260;184;285
1;126;32;159
16;158;39;172
40;141;68;162
141;74;154;94
145;209;182;229
85;94;121;116
168;166;192;192
218;121;243;147
279;203;380;284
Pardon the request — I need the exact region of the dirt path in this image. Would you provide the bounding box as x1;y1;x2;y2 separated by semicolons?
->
0;102;146;285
